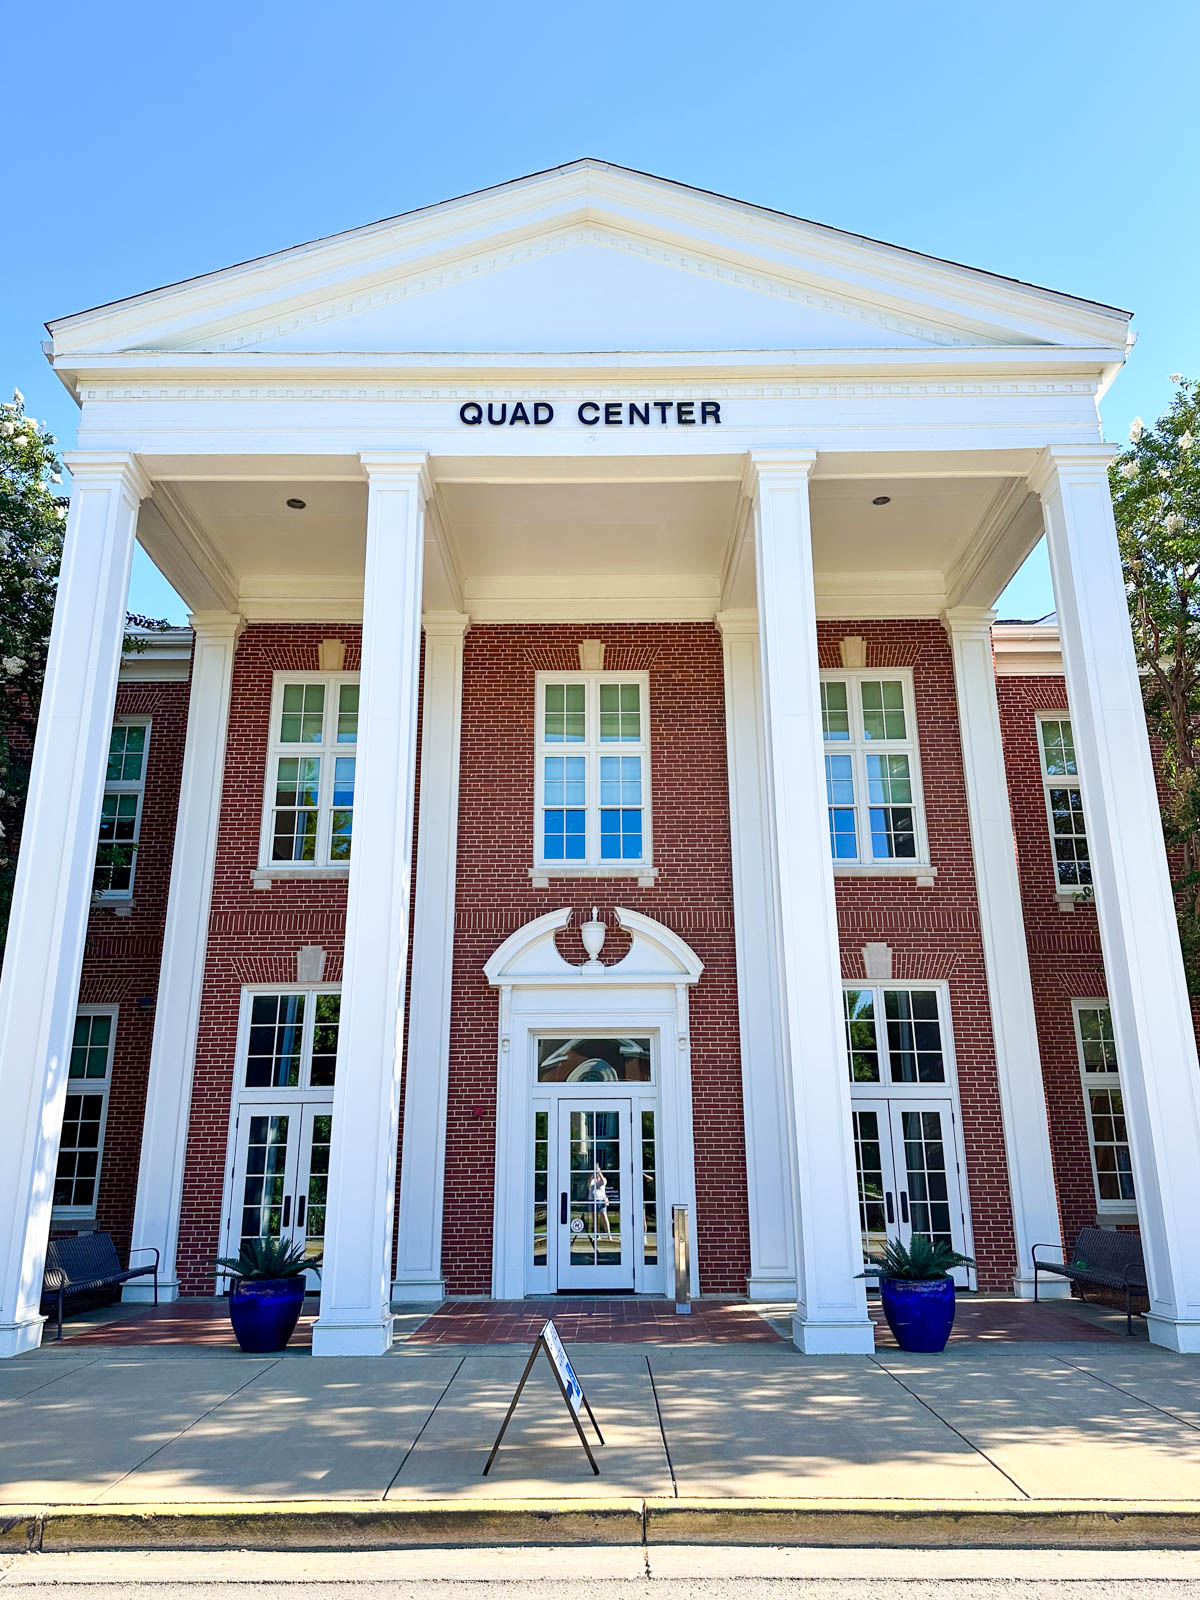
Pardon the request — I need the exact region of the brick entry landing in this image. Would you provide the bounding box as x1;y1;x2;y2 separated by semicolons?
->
407;1298;781;1344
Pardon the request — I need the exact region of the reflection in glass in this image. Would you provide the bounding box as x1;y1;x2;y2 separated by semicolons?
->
537;1036;652;1083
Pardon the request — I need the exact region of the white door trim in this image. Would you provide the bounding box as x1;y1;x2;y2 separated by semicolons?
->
485;907;703;1300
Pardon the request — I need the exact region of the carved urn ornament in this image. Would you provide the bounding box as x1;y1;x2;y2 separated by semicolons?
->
580;906;606;972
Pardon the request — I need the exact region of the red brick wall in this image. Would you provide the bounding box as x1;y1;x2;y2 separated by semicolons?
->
821;621;1018;1291
444;623;748;1294
75;671;192;1258
997;673;1110;1251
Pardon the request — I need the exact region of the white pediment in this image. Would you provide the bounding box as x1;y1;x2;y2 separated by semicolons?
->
484;907;703;989
177;232;968;355
48;162;1131;363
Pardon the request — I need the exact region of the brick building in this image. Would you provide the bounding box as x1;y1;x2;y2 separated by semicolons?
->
3;161;1198;1358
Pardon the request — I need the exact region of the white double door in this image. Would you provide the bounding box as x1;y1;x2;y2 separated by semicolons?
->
851;1097;971;1287
224;1100;332;1291
556;1098;636;1291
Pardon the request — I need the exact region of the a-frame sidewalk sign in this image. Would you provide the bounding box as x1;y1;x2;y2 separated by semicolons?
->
482;1319;605;1475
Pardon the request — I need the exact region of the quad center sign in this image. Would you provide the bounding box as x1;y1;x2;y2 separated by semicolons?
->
458;399;722;427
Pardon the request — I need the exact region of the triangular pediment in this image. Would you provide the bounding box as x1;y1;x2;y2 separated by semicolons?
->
48;160;1130;361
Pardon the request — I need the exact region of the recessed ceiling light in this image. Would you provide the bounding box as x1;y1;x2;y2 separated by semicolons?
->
872;495;891;506
286;497;307;510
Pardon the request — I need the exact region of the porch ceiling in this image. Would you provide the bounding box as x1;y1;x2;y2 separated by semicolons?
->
137;452;1042;623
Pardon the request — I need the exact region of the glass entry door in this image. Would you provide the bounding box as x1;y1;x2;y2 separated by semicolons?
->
851;1098;970;1287
225;1101;331;1291
556;1099;634;1290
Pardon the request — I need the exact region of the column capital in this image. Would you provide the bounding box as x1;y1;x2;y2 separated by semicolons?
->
715;608;758;639
61;450;151;502
941;604;998;638
187;610;245;643
421;610;471;640
1029;443;1119;498
747;448;818;489
359;451;432;499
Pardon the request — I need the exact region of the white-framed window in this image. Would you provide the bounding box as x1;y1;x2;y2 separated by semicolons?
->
534;673;651;869
821;671;928;865
52;1007;117;1220
259;674;359;869
241;988;342;1091
1073;1000;1136;1213
94;719;150;898
1038;715;1091;891
842;985;948;1086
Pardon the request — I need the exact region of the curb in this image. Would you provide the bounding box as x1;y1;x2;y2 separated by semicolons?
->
6;1498;1200;1551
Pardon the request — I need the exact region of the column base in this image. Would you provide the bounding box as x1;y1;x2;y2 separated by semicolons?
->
391;1278;446;1304
791;1312;876;1355
1014;1274;1071;1300
746;1275;798;1302
122;1280;179;1304
0;1316;45;1359
1145;1313;1200;1354
312;1313;395;1357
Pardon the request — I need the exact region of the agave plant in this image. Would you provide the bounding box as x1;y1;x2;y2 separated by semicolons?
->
860;1235;975;1282
215;1237;319;1281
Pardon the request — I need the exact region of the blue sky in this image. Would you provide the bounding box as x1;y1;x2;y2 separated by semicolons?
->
3;0;1196;623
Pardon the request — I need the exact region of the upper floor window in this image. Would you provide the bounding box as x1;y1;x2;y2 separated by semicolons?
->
260;675;358;868
1038;716;1091;891
534;673;651;869
1074;1001;1135;1212
243;989;341;1090
821;673;926;865
94;719;150;898
843;985;947;1085
53;1007;116;1219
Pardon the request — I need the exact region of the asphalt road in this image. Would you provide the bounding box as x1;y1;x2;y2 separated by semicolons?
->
3;1547;1200;1596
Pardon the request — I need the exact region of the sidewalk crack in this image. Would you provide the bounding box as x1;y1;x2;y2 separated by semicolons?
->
0;1355;104;1404
94;1358;280;1502
1058;1353;1200;1435
645;1355;677;1499
870;1355;1030;1499
383;1356;464;1497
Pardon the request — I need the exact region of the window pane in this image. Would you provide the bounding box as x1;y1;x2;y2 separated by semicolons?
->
867;754;916;859
861;680;907;740
337;683;359;742
821;681;850;740
544;682;585;742
107;724;146;782
641;1109;657;1266
1050;787;1091;886
844;990;880;1082
272;756;321;863
537;1037;653;1083
244;994;305;1088
310;993;341;1087
1089;1087;1136;1202
330;756;355;862
1078;1005;1118;1071
1040;718;1077;777
884;989;945;1083
533;1110;549;1266
825;753;858;860
279;683;325;743
853;1108;889;1265
600;808;643;860
600;682;641;741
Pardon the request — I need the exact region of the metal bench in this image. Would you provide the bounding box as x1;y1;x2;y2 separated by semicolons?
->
1032;1226;1147;1335
42;1233;159;1340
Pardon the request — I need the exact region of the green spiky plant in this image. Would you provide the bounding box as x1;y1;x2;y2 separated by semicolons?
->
860;1235;975;1281
215;1238;319;1281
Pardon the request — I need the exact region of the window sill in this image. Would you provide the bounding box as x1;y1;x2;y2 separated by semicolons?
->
529;864;659;889
833;863;937;887
93;898;135;917
1056;889;1092;913
251;866;352;890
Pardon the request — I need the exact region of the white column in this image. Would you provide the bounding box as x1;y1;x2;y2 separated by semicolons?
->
943;606;1066;1296
313;453;429;1356
716;610;798;1300
0;453;148;1357
751;450;874;1354
123;611;243;1301
1034;444;1200;1352
392;610;469;1302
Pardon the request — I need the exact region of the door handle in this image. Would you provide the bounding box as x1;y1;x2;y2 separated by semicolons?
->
297;1194;306;1228
282;1194;292;1228
885;1192;894;1224
560;1192;568;1226
899;1193;909;1224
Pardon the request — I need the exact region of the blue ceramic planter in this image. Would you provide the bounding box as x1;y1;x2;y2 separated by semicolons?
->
228;1277;307;1353
879;1276;957;1352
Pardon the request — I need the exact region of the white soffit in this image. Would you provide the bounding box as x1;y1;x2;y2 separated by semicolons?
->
48;161;1131;367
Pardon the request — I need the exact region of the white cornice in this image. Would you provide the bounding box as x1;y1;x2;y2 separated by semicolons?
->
992;622;1064;676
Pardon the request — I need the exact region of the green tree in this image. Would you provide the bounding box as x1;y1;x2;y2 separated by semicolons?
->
1110;375;1200;988
0;388;168;949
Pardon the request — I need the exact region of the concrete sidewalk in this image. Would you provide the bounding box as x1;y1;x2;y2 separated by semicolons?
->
4;1327;1200;1529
